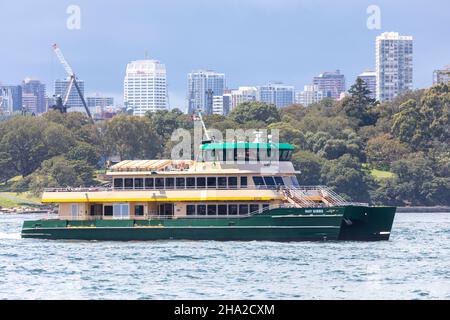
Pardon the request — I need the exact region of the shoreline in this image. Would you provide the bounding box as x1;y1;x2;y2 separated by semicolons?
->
396;206;450;213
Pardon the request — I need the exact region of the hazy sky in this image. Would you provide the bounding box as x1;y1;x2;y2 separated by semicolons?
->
0;0;449;110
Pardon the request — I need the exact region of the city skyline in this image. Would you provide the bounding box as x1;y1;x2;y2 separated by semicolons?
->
0;0;449;111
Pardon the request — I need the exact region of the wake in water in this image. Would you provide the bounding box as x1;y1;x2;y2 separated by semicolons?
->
0;232;21;240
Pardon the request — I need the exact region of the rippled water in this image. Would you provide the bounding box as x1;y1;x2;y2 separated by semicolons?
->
0;212;449;300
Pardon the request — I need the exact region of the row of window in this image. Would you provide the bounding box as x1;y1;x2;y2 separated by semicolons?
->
113;176;295;190
83;202;269;218
113;176;247;189
187;203;269;216
201;149;293;162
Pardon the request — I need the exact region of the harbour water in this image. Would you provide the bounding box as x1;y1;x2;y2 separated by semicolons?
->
0;212;449;300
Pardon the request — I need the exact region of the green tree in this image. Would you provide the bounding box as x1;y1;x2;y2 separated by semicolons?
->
29;156;97;195
337;78;377;126
104;115;163;160
366;134;410;170
320;154;373;202
291;150;324;185
229;101;281;125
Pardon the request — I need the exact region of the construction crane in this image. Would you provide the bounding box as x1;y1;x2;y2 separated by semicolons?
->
51;44;94;123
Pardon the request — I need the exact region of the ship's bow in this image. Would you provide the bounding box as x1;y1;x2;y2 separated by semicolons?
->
338;206;396;241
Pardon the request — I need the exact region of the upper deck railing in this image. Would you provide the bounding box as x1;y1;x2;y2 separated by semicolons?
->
43;185;368;207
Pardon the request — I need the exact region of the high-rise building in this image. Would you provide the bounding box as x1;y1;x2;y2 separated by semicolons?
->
0;85;22;112
54;78;85;112
187;70;225;114
22;93;38;114
87;96;114;108
22;78;46;114
433;66;450;84
295;85;325;106
212;94;232;116
124;59;168;116
376;32;413;102
312;70;346;100
0;87;14;114
256;83;294;108
357;70;377;100
230;86;257;110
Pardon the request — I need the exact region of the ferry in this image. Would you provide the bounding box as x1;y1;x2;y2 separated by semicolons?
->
21;120;396;241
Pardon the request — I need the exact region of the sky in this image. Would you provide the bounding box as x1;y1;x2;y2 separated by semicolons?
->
0;0;449;110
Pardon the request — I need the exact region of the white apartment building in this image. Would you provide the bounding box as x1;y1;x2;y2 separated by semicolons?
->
357;70;377;100
376;32;413;102
230;86;257;110
295;85;324;106
256;83;295;108
124;59;168;116
212;94;232;115
187;70;225;115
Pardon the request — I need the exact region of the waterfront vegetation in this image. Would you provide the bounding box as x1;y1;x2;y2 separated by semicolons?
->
0;81;449;206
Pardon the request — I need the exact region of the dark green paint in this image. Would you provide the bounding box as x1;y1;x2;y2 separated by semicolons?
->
21;206;395;242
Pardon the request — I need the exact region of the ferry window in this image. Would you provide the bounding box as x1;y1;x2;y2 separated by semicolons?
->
113;203;129;220
250;204;259;214
207;177;217;188
218;177;227;188
228;204;238;215
113;178;123;189
135;205;144;216
197;205;206;215
274;176;285;186
262;204;270;210
196;177;206;188
90;204;103;216
165;178;175;189
252;176;265;186
240;176;248;188
187;205;196;216
239;204;249;215
176;177;185;189
134;178;144;189
207;205;217;215
291;176;300;187
104;205;113;216
155;178;164;189
71;204;79;219
218;205;227;215
186;177;196;188
124;178;133;189
228;177;238;189
279;150;288;161
145;178;154;189
263;176;276;187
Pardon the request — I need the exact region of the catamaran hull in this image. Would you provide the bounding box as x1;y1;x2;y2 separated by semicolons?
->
21;206;395;242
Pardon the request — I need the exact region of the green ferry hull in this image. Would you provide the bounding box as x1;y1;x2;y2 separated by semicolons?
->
21;206;395;242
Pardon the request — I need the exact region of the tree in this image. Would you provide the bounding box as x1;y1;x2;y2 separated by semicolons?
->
104;115;163;160
320;154;373;202
0;117;49;177
366;134;410;170
29;156;97;195
66;142;101;167
229;101;281;125
337;78;377;126
291;150;324;185
146;108;193;140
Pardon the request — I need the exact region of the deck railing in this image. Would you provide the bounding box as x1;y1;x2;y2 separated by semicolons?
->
43;185;368;208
